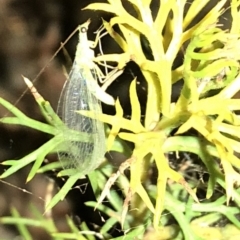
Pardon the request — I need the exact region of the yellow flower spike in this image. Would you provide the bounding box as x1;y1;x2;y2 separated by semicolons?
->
142;0;151;5
119;131;161;143
105;99;122;151
219;72;240;99
190;97;240;122
221;158;240;205
129;145;155;212
175;113;204;135
165;0;185;62
153;149;168;228
83;2;117;15
127;0;153;26
221;99;240;113
192;60;239;79
155;0;175;35
181;0;225;44
157;63;172;117
129;79;141;122
192;117;213;139
152;146;199;228
217;123;240;139
188;96;221;114
142;70;161;130
220;136;240;154
118;132;141;143
224;151;240;169
209;133;233;155
183;0;212;30
85;0;124;14
109;16;150;38
94;52;131;69
215;110;226;125
141;60;172;117
86;1;152;37
102;19;128;52
231;0;240;34
135;183;155;213
119;25;146;62
214;141;240;204
121;176;155;227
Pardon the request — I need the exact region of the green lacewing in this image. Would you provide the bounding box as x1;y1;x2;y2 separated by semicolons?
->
57;20;114;174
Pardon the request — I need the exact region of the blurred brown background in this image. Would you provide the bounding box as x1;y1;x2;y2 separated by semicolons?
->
0;1;114;239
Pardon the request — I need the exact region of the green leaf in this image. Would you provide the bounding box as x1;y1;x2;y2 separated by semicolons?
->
45;172;82;212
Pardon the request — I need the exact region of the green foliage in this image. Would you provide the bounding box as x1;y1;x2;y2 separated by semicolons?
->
2;0;240;239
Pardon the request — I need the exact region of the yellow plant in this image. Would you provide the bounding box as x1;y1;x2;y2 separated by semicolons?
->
81;0;240;228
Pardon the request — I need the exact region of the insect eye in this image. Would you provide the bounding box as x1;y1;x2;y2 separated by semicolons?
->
81;27;87;33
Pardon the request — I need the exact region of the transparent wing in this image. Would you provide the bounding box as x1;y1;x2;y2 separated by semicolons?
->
57;59;106;174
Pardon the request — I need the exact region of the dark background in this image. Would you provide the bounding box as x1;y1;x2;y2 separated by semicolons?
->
0;1;115;239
